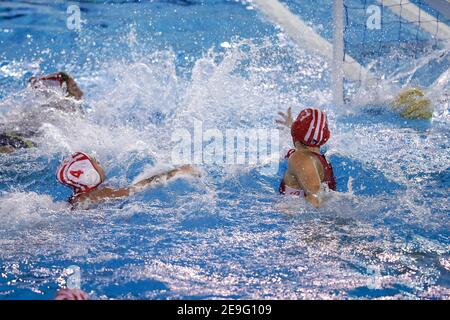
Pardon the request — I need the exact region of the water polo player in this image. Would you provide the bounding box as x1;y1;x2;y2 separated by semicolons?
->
277;108;336;207
56;151;200;207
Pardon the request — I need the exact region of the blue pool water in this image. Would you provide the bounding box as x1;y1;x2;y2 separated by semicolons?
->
0;0;449;299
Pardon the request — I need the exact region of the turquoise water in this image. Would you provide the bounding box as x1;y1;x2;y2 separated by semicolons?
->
0;0;449;299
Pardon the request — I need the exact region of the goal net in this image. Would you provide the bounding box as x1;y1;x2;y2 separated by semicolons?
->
337;0;450;104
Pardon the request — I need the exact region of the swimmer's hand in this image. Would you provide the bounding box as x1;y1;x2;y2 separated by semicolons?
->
276;107;294;129
305;193;321;208
289;151;323;208
176;164;202;177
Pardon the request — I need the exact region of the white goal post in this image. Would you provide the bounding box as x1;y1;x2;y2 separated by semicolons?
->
253;0;373;107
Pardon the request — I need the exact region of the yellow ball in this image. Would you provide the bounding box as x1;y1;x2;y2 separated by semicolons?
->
393;88;432;120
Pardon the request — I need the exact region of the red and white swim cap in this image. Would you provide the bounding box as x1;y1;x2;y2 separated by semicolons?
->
54;288;89;300
291;108;330;147
56;152;104;195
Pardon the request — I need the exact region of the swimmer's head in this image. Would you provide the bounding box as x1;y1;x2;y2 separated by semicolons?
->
29;72;83;100
291;108;330;147
57;152;105;195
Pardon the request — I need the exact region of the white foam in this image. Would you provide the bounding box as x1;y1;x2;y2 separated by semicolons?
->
0;191;68;227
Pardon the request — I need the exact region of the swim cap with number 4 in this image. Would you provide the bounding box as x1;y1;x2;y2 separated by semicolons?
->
56;152;104;195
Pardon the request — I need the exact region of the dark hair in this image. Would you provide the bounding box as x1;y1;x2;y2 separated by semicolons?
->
58;72;70;82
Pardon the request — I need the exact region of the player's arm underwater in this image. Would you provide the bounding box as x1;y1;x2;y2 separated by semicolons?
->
56;153;201;207
74;165;198;205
